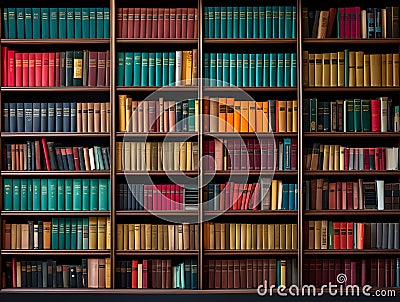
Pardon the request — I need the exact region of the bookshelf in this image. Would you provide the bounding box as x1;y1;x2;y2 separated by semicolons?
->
0;0;400;294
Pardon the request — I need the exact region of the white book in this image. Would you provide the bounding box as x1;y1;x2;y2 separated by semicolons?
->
130;142;137;171
174;142;181;170
138;101;144;132
278;141;283;170
361;10;367;38
137;264;143;288
88;148;96;170
376;180;385;210
277;180;283;210
395;107;400;131
380;97;388;132
33;224;39;249
386;147;399;170
168;225;175;250
175;51;183;85
132;100;138;132
159;97;164;132
172;266;177;288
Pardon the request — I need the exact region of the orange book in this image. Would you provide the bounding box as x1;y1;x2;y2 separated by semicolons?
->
277;100;287;132
226;98;235;132
286;100;293;132
240;101;249;132
262;101;269;132
233;101;241;132
255;101;264;132
218;98;227;132
215;139;224;170
248;101;256;132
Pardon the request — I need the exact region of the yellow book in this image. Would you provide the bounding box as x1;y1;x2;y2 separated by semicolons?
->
330;52;338;86
134;224;141;250
340;146;346;170
241;223;247;250
279;224;286;250
274;224;280;249
338;51;345;87
229;223;235;250
116;142;123;171
262;224;268;249
386;53;393;86
158;224;164;250
195;99;199;131
280;260;287;287
370;54;382;86
364;54;370;86
286;100;293;132
235;223;241;250
349;51;356;87
183;50;193;85
271;179;278;210
248;101;256;132
262;101;269;132
123;142;131;171
315;220;322;249
106;217;111;250
308;220;315;249
97;217;106;250
323;144;329;170
322;52;330;86
355;51;364;87
186;142;192;170
128;224;135;250
210;98;219;132
209;223;215;250
277;100;287;132
292;100;298;132
203;223;210;250
292;224;298;249
314;53;323;87
220;224;226;250
233;100;241;132
179;142;187;171
215;223;221;250
246;224;251;250
257;224;263;250
240;101;249;132
303;50;309;87
308;53;315;86
118;95;127;132
251;224;257;250
125;97;132;132
116;224;123;250
105;258;111;288
145;224;152;250
393;53;399;86
334;145;340;170
89;217;98;250
267;224;274;249
145;142;151;170
226;98;235;132
255;101;264;132
329;144;335;170
381;53;386;86
285;224;292;250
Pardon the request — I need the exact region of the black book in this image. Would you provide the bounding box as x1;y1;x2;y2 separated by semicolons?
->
66;148;75;170
42;261;48;288
63;103;71;132
78;147;85;170
26;262;32;288
122;183;128;210
317;102;324;132
21;261;27;288
82;259;88;288
38;221;44;249
127;184;132;210
28;221;34;249
117;184;124;210
76;265;83;288
56;265;63;288
55;148;65;170
9;103;17;132
115;261;121;288
126;261;132;289
24;102;33;132
120;261;127;288
5;261;12;288
47;260;53;288
17;102;24;132
311;10;320;38
32;102;40;132
102;147;109;170
40;103;47;132
61;148;69;170
37;261;43;288
70;102;77;132
52;261;57;288
65;51;74;87
30;141;36;170
5;144;11;170
47;142;58;170
55;102;63;132
69;265;77;288
62;265;70;288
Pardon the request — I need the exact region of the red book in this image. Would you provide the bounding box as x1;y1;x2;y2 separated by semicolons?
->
328;182;336;209
14;52;23;87
12;258;17;288
252;182;260;210
187;8;195;38
169;8;176;38
333;222;341;249
34;52;42;86
97;51;106;86
370;99;381;132
157;8;164;38
345;7;351;38
328;259;335;284
121;8;128;38
166;184;172;211
357;223;364;249
2;47;8;86
175;8;182;39
355;7;361;38
142;260;148;288
346;181;353;209
166;184;171;211
48;52;55;87
7;50;16;87
151;8;158;38
351;260;358;285
344;259;351;286
145;8;152;38
339;222;347;249
344;147;349;170
350;7;356;38
363;148;369;170
41;52;49;86
41;138;51;171
139;7;146;38
336;182;342;210
291;138;297;170
339;8;345;38
194;8;198;38
179;185;184;210
380;147;385;170
231;183;239;210
105;50;110;87
346;222;353;249
55;52;60;87
341;182;347;210
377;259;385;287
374;147;380;170
132;260;138;288
116;8;123;38
22;53;29;87
73;147;80;170
163;8;170;39
88;51;98;86
127;8;133;39
181;8;188;39
133;8;140;38
35;140;42;170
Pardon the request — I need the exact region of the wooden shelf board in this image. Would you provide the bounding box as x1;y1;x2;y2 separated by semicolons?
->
1;211;110;216
1;87;110;92
304;210;400;216
204;38;296;44
1;39;110;45
1;250;110;255
2;132;110;138
1;171;110;176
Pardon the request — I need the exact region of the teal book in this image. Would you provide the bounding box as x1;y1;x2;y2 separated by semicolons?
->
3;8;8;39
82;179;90;211
188;99;195;132
134;52;142;86
270;53;277;86
246;7;253;38
77;218;83;250
220;7;227;38
57;179;65;210
208;7;214;38
278;6;285;38
161;52;168;86
344;49;349;87
277;53;284;86
7;8;16;39
249;53;256;86
209;53;217;86
239;7;246;38
155;52;162;86
204;53;210;80
236;53;243;86
40;179;48;210
259;6;266;38
266;6;272;38
216;53;223;86
32;8;41;39
90;179;99;211
41;8;50;39
20;179;28;210
291;53;297;87
288;184;295;210
66;8;74;39
99;179;108;211
81;8;89;38
148;52;156;86
74;8;82;38
103;8;110;38
65;218;71;250
32;179;41;211
284;53;291;87
214;7;220;38
361;99;371;132
168;52;176;86
73;179;82;210
272;6;279;38
16;8;24;39
89;8;96;38
253;7;259;38
353;99;361;132
263;53;270;86
229;53;237;86
294;184;298;210
336;10;341;38
49;8;58;39
345;99;354;132
51;218;59;250
65;179;73;211
58;8;67;39
204;7;209;38
93;147;99;170
277;260;281;286
227;7;233;38
71;218;77;250
124;52;134;86
232;7;239;38
116;52;125;86
222;52;230;86
142;52;150;86
282;184;289;209
292;6;296;38
24;8;33;39
96;8;104;38
255;53;263;87
243;53;249;86
27;179;33;211
83;218;89;249
284;6;292;38
58;218;65;250
108;179;111;210
48;178;57;211
309;98;317;132
95;147;103;170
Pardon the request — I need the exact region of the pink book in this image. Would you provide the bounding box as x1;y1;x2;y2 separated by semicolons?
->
340;8;346;38
355;7;361;38
267;139;274;170
180;186;184;210
291;138;298;170
167;184;172;211
161;184;166;211
174;184;180;211
247;139;254;170
166;184;171;211
344;7;352;38
168;101;176;131
155;100;160;132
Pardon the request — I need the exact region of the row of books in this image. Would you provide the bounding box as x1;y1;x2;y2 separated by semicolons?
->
204;52;296;87
3;8;109;39
117;8;198;39
116;223;199;251
115;259;198;289
3;217;111;250
304;258;400;288
118;96;198;133
2;102;111;133
306;221;400;250
117;50;197;87
3;141;110;171
303;97;400;132
204;6;297;39
304;51;400;87
4;258;110;289
204;259;297;289
3;49;110;87
3;178;110;211
305;144;399;171
204;138;297;171
116;141;199;171
203;222;298;250
304;179;400;211
204;99;297;133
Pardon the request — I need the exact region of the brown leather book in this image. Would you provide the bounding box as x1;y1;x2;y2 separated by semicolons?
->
221;260;228;289
88;51;97;87
326;8;337;38
161;259;166;288
239;259;246;288
316;179;323;210
192;49;198;85
88;217;98;250
215;260;221;288
252;259;258;288
189;224;195;250
377;259;385;287
93;102;101;132
233;260;240;288
166;259;171;289
209;259;215;289
157;225;163;250
96;52;106;87
227;260;234;288
81;102;88;132
151;224;157;250
269;259;277;286
98;258;105;288
43;222;51;250
317;11;329;38
256;259;263;287
123;224;128;250
97;217;106;250
87;102;94;132
121;8;128;38
87;258;99;288
308;220;315;249
183;223;190;250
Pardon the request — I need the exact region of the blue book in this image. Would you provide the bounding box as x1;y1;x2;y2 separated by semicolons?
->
255;53;263;87
81;8;89;38
278;6;285;38
216;53;223;86
284;6;292;38
65;218;71;250
41;8;50;38
55;102;63;132
239;7;246;38
272;6;279;38
57;179;65;210
233;7;239;38
291;53;297;87
103;8;110;38
16;103;24;132
204;7;209;38
62;103;70;132
270;53;277;86
259;6;266;38
220;7;227;38
9;103;17;132
3;8;8;39
70;218;77;250
24;8;33;39
58;218;65;250
168;52;175;86
294;184;298;210
283;138;291;170
77;219;83;250
47;103;55;132
32;8;41;39
89;8;96;38
246;7;253;38
288;183;295;210
253;7;259;38
16;8;24;38
7;8;16;39
40;179;48;210
39;103;47;132
58;8;67;39
124;52;134;86
66;8;74;39
284;53;291;87
249;53;256;86
74;8;82;38
24;103;33;132
117;52;125;86
70;103;77;132
266;6;272;38
73;179;82;210
27;179;33;211
161;52;168;86
282;184;289;209
148;52;156;86
277;53;284;86
214;7;221;38
263;53;270;86
155;52;162;86
175;101;182;132
367;8;375;39
32;102;40;132
292;6;296;38
20;179;28;210
222;53;230;86
204;53;210;81
227;7;233;38
83;218;89;249
49;8;58;39
65;179;73;210
243;53;249;86
96;8;104;38
208;7;214;38
209;53;217;86
229;53;237;86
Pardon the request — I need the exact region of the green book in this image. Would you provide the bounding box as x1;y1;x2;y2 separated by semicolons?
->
74;8;82;38
3;179;13;210
266;6;272;38
232;7;239;38
32;8;40;39
41;8;50;39
93;147;100;170
256;53;263;87
344;49;349;87
65;51;74;86
345;99;354;132
96;8;104;38
291;53;296;87
58;8;67;39
272;6;279;38
3;8;8;39
20;179;27;210
82;179;90;210
292;6;296;38
277;53;284;86
168;52;175;86
276;260;281;286
239;7;246;38
222;52;229;86
263;53;270;87
249;53;256;87
81;8;89;38
148;52;156;86
89;8;96;38
236;53;243;86
246;7;253;38
83;218;89;249
214;6;221;38
188;99;195;132
90;179;99;210
24;8;33;39
7;8;16;39
155;52;162;86
125;52;134;86
103;8;110;38
27;179;33;211
57;179;65;210
32;179;41;211
58;218;65;250
65;179;73;210
16;8;24;39
226;7;233;38
70;218;77;250
66;8;74;39
99;179;108;211
40;179;48;210
117;52;125;86
361;99;371;132
49;8;58;39
48;179;57;211
77;218;83;250
73;179;82;210
209;52;217;86
51;218;59;249
242;53;249;86
353;99;361;132
65;218;71;250
73;51;83;86
328;221;334;249
161;52;168;86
